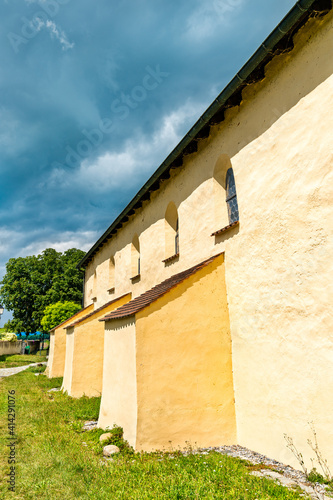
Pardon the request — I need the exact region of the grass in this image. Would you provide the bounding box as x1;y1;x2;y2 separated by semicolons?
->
0;372;309;500
0;353;47;369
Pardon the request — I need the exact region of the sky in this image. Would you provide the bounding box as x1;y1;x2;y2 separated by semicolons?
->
0;0;296;324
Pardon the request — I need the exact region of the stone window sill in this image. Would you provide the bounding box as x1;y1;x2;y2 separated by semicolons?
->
211;220;239;237
107;287;115;294
130;274;141;283
162;253;179;265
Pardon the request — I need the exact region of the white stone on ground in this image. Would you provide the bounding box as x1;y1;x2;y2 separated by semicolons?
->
99;432;112;443
103;445;120;457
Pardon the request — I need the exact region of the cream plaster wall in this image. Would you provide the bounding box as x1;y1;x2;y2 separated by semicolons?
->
69;320;104;398
45;332;55;377
62;294;131;398
98;318;137;448
84;13;333;311
62;327;74;394
135;254;236;451
47;304;94;379
226;74;333;471
84;12;333;468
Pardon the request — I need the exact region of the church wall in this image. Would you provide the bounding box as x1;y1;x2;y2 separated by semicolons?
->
83;11;332;468
69;320;104;398
98;317;137;448
83;12;333;313
46;330;64;379
135;254;236;451
62;327;74;394
62;294;131;398
46;304;94;379
220;13;333;469
223;69;333;471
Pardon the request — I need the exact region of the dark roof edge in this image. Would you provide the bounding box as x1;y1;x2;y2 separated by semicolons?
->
49;303;93;332
64;292;131;329
78;0;331;269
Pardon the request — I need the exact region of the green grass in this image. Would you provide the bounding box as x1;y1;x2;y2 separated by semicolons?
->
0;372;309;500
0;353;47;369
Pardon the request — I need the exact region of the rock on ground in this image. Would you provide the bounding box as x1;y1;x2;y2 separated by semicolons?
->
103;445;120;457
99;432;112;443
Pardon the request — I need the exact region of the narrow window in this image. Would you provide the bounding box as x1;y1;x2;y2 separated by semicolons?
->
108;256;115;293
131;235;140;278
164;202;179;260
92;271;97;301
226;168;239;224
175;218;179;255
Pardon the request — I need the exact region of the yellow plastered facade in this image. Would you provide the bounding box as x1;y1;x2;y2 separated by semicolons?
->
61;294;131;397
46;304;94;378
135;254;236;451
60;11;333;470
98;317;138;447
99;255;235;451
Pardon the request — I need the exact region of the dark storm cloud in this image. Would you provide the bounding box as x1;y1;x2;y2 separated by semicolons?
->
0;0;296;315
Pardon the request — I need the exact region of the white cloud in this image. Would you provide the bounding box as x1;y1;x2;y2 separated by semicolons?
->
74;99;207;192
0;227;97;264
17;231;97;258
27;16;74;51
185;0;245;41
45;20;74;51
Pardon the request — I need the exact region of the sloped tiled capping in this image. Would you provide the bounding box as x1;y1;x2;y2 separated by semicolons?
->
99;253;236;451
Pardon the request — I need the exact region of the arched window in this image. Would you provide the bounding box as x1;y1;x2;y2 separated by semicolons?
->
108;256;115;293
226;168;239;224
175;218;179;255
165;202;179;259
212;154;239;235
131;235;140;278
92;270;97;301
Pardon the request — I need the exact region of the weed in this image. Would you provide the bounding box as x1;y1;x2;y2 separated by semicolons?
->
284;423;333;489
284;434;308;476
307;422;332;483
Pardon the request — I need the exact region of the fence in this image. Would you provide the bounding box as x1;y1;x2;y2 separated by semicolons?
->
0;341;22;356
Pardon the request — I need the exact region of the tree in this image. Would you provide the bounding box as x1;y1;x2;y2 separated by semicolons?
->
0;248;85;333
41;301;82;332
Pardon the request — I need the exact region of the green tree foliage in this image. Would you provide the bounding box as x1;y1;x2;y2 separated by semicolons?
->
2;320;17;333
41;301;81;332
0;248;85;333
